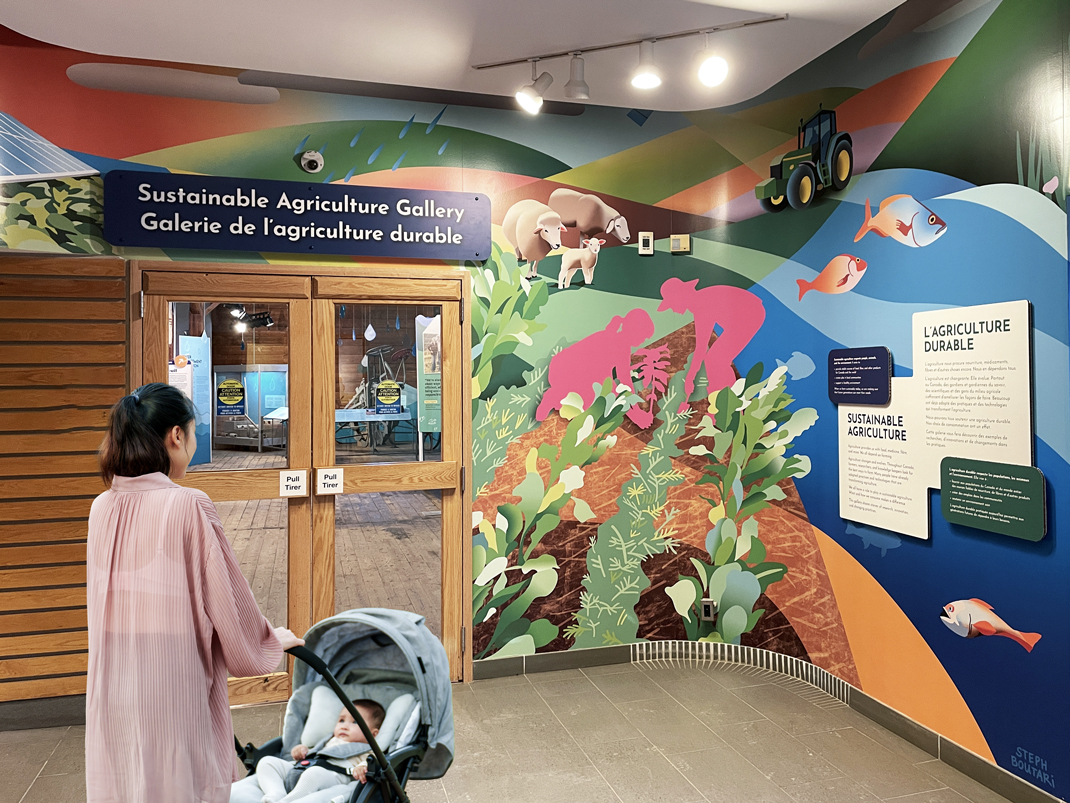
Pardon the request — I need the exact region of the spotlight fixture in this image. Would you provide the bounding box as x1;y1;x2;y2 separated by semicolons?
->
631;40;661;90
232;310;274;331
515;60;553;114
697;32;728;87
563;54;590;100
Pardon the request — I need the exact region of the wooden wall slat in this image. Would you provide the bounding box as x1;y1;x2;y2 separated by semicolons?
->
0;431;104;455
144;272;311;299
0;388;124;410
0;409;110;433
0;521;90;545
0;300;125;321
0;277;124;298
0;322;126;342
0;586;86;611
0;544;86;567
0;631;88;657
0;499;94;523
0;653;87;680
0;365;126;386
228;672;289;705
0;609;86;635
0;454;99;478
0;257;123;277
0;344;126;365
0;478;102;499
0;565;86;590
313;276;460;300
0;675;87;702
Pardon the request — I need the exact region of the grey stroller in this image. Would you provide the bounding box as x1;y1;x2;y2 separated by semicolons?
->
231;609;454;803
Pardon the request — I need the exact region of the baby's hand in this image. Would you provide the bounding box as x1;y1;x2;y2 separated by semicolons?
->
352;763;368;783
291;744;309;760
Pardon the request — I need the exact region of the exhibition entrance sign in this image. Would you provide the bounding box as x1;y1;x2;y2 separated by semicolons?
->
104;170;492;261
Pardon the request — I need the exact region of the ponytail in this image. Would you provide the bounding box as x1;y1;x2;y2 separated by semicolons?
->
99;383;196;485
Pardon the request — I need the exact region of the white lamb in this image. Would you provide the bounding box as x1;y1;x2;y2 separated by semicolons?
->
558;238;606;289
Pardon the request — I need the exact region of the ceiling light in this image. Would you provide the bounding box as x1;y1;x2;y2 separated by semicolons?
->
235;321;247;333
631;41;661;90
516;60;553;114
563;54;590;100
697;33;729;87
229;305;245;317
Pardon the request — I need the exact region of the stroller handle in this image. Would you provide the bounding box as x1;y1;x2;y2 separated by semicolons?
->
286;645;410;803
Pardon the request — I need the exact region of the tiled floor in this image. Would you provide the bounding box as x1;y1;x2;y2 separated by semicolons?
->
6;662;1017;803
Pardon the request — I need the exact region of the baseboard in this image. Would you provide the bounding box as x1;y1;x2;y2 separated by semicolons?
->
472;644;630;680
0;693;85;731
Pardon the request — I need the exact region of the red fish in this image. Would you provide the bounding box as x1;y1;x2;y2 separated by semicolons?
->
796;255;867;300
855;195;947;247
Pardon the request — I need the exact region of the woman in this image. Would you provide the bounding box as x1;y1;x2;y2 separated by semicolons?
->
87;383;303;803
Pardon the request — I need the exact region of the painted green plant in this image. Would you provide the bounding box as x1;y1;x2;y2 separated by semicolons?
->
472;349;554;500
0;177;110;254
468;242;548;405
568;370;689;649
472;379;635;658
664;363;817;643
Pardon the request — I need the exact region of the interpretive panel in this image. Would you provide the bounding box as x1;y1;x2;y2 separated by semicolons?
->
828;346;892;405
913;300;1033;484
941;458;1046;541
839;376;929;539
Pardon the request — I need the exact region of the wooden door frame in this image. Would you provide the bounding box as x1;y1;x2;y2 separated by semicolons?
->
133;260;473;691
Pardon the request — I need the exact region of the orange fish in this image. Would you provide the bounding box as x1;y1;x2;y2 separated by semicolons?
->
796;255;867;300
940;599;1041;652
854;194;947;247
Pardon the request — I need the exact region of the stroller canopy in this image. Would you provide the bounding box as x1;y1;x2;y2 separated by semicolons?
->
292;608;454;778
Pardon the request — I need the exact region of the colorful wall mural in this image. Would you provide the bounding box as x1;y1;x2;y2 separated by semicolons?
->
2;0;1068;794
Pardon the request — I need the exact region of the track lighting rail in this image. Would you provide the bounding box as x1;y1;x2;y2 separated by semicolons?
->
472;13;787;70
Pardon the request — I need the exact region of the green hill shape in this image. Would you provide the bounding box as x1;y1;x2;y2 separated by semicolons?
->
129;121;569;181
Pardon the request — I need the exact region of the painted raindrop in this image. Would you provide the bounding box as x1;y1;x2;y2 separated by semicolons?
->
350;128;364;147
426;107;447;134
368;144;384;164
399;114;415;139
365;324;377;340
438;138;450;156
392;151;407;171
294;134;310;155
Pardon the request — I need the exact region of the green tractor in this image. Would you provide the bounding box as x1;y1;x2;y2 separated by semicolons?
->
754;107;853;213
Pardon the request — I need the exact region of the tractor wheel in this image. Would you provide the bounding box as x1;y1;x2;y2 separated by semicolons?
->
831;140;853;191
760;194;788;213
787;164;816;210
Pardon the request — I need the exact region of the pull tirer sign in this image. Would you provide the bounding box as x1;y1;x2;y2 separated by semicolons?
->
104;170;491;261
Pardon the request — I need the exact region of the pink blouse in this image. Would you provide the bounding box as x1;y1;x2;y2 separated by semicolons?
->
86;473;282;803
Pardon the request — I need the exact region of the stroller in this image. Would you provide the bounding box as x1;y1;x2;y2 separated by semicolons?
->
231;609;454;803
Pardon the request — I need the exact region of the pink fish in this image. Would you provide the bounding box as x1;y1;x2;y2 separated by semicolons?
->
940;599;1041;652
855;194;947;247
796;255;867;300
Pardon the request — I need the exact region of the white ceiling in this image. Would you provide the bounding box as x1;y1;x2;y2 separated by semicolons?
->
1;1;906;112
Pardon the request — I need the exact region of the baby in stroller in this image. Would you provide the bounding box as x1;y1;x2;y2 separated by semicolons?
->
256;700;384;802
231;609;455;803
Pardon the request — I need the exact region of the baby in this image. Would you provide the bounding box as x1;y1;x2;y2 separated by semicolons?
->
255;699;386;803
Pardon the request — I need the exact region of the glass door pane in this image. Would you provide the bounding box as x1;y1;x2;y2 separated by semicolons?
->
334;490;442;637
168;300;290;472
333;302;442;464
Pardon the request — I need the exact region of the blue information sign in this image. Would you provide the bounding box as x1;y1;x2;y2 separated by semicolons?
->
104;170;491;261
828;346;892;405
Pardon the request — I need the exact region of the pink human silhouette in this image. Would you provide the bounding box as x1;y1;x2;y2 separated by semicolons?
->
536;309;655;420
657;278;765;407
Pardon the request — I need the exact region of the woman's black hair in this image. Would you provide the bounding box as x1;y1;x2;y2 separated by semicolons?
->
99;382;196;484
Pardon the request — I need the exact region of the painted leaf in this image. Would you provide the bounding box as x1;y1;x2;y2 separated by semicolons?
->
527;618;559;648
474;556;509;587
572;496;596;522
492;634;536;658
718;605;749;644
666;579;698;622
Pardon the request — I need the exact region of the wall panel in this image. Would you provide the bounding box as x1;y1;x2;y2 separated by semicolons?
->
0;255;126;701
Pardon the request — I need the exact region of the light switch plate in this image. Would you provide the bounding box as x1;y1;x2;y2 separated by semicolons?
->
638;231;654;255
670;234;691;254
700;598;718;622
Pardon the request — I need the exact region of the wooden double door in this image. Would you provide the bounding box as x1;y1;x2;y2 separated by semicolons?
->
136;262;471;702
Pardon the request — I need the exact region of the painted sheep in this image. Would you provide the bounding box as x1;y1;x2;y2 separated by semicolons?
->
501;199;566;280
548;187;631;244
558;237;606;289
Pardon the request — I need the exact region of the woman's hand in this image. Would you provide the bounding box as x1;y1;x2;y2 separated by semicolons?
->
274;627;305;651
